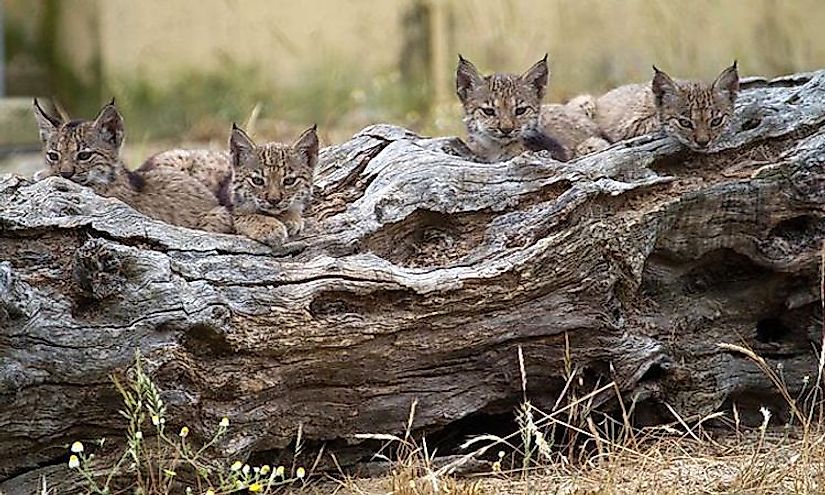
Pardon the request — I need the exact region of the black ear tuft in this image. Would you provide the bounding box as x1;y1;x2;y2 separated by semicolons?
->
294;125;319;168
33;98;63;143
93;101;125;149
229;124;256;168
713;61;740;103
651;65;678;107
456;55;484;103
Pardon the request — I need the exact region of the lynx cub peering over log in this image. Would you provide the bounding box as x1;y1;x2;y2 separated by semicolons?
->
594;62;740;151
225;124;319;247
455;54;569;163
32;99;233;233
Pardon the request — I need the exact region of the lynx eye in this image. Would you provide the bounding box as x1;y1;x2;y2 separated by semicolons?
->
283;177;297;186
677;117;694;129
76;150;93;162
46;151;60;163
514;106;529;116
248;176;265;187
481;107;496;116
710;116;725;127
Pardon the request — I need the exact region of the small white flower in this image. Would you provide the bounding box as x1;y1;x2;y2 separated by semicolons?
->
803;375;811;385
68;455;80;469
179;426;189;438
135;431;143;440
260;465;271;475
296;466;306;479
230;461;243;471
70;441;84;453
151;415;160;426
242;464;250;475
219;417;229;428
205;490;215;495
498;450;505;459
275;465;285;477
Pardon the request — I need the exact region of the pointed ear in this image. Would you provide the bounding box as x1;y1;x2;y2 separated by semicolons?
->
293;124;319;168
712;61;739;103
229;123;256;168
651;65;679;108
456;54;484;103
92;100;125;150
32;98;62;144
520;54;549;100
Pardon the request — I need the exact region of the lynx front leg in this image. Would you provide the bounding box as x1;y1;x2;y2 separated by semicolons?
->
233;213;288;247
198;206;234;234
277;208;305;237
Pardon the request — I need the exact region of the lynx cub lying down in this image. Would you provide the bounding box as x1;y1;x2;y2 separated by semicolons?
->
33;99;232;233
592;62;740;151
142;124;319;247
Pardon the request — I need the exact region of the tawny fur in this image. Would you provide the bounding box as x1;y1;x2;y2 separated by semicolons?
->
33;99;232;233
593;62;740;151
455;54;569;162
540;102;610;157
140;149;233;206
225;124;318;247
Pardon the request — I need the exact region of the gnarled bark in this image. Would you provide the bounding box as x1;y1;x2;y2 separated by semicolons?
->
1;71;824;491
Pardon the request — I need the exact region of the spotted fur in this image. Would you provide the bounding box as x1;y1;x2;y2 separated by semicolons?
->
594;62;739;151
455;55;569;162
33;99;232;233
228;124;318;247
140;149;233;206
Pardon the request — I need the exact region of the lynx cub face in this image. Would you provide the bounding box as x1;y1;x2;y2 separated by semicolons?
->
455;55;550;162
229;124;318;217
652;62;739;151
33;98;125;188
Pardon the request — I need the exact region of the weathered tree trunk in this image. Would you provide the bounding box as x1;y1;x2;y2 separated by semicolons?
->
1;71;824;491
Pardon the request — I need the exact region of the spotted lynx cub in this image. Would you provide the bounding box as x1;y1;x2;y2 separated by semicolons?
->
594;62;739;151
33;99;232;233
456;55;568;162
226;124;318;247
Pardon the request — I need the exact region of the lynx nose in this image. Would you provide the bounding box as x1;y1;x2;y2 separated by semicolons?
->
499;125;515;137
59;169;74;178
695;136;710;147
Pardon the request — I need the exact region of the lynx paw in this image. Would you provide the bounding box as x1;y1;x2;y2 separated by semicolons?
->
259;222;289;247
282;216;305;237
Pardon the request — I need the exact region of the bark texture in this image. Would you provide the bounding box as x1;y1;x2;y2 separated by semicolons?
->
1;71;824;490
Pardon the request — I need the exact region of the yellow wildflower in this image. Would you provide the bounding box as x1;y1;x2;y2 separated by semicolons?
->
70;441;84;453
68;455;80;469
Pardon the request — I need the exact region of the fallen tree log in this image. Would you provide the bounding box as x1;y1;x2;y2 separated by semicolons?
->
1;70;824;490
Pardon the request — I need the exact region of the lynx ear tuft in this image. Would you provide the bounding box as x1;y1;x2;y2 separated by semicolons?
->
521;54;550;100
713;61;740;103
93;100;125;150
33;98;63;144
651;65;679;108
229;124;256;168
293;125;319;168
456;55;484;103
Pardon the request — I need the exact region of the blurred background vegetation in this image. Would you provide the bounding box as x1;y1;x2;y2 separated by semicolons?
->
2;0;825;172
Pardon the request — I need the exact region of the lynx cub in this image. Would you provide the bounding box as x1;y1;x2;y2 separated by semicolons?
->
455;55;568;162
226;124;318;247
594;62;739;151
33;99;232;233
